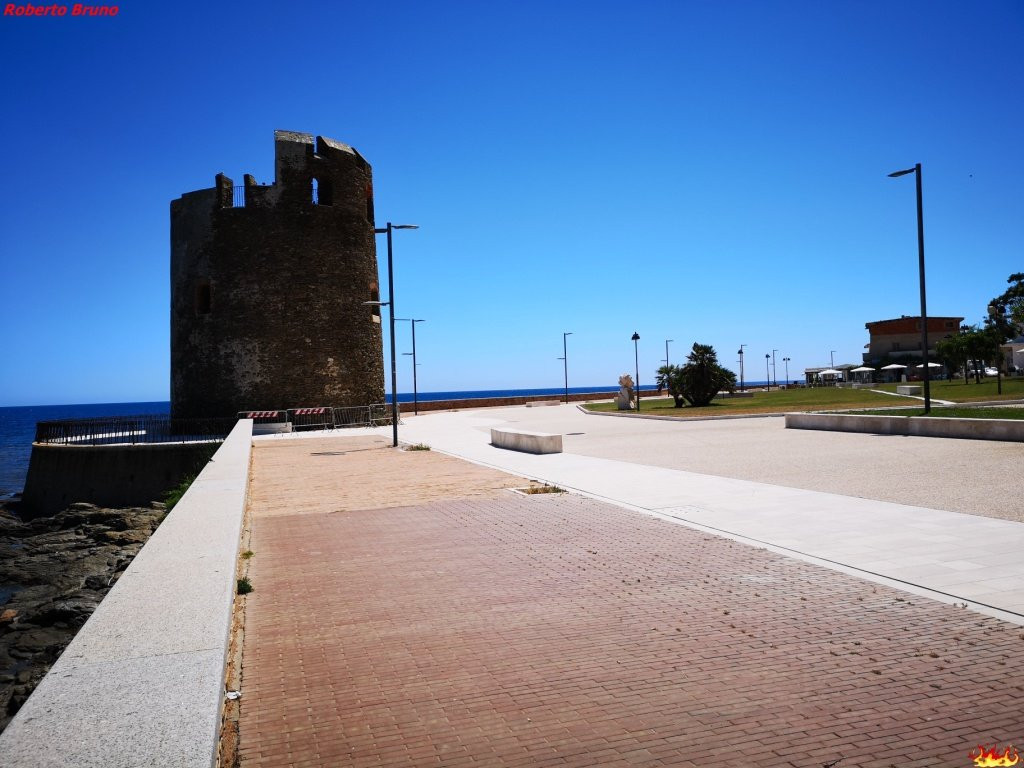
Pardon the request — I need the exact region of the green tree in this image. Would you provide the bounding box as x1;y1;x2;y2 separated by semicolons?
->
655;364;686;407
987;272;1024;340
958;325;1003;383
935;329;970;384
680;343;737;407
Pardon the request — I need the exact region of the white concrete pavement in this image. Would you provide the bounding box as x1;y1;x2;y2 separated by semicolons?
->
387;404;1024;625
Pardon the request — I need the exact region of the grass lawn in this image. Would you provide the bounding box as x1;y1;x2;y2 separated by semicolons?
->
852;407;1024;420
584;387;905;418
874;377;1024;402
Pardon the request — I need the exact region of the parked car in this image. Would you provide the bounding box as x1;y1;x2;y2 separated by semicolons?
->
985;367;999;376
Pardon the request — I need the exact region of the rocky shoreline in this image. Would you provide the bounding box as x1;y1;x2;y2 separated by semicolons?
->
0;499;165;733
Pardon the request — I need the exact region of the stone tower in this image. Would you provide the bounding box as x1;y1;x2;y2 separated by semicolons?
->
170;131;385;418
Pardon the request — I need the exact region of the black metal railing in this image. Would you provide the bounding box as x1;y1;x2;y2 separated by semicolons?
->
35;415;237;446
35;404;395;446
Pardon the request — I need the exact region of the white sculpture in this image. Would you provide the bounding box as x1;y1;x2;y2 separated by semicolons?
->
615;373;635;410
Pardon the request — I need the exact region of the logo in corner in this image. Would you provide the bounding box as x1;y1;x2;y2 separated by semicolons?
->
970;745;1020;767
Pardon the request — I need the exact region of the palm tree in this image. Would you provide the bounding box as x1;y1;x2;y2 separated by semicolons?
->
656;364;686;407
680;343;737;407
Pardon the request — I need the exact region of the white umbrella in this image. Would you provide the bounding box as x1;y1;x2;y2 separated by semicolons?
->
881;363;907;370
819;368;842;375
850;366;875;372
915;362;942;368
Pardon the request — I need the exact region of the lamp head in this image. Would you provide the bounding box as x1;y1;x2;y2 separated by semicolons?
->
631;332;640;342
888;167;916;178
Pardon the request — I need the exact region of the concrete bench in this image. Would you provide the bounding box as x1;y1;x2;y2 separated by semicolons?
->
897;385;922;395
490;428;563;454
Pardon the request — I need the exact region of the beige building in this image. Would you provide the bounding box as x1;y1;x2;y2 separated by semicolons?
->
863;315;963;364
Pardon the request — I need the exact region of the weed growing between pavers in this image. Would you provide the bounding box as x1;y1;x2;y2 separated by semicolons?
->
404;443;431;451
240;550;254;559
237;577;253;594
518;483;566;494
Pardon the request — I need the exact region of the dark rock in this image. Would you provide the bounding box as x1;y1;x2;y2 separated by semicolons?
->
102;528;151;545
0;501;161;733
83;574;110;591
23;594;102;628
11;627;69;655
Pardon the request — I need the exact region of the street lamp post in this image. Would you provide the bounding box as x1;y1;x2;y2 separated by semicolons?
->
830;350;836;369
783;356;791;385
664;339;673;368
373;222;419;446
889;163;930;413
737;344;746;391
395;318;425;414
563;332;573;403
772;349;778;388
631;332;641;411
765;353;770;389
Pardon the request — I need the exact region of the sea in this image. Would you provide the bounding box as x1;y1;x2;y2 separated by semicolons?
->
0;384;689;500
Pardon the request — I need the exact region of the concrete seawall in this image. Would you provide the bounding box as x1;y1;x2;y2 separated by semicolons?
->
0;419;253;767
22;441;218;517
785;412;1024;442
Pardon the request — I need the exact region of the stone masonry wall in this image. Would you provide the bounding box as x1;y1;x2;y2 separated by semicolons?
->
171;132;385;418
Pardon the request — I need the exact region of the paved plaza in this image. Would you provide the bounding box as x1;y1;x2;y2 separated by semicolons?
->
397;406;1024;620
236;417;1024;767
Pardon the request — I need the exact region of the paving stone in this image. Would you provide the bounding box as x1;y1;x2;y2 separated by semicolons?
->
237;440;1024;767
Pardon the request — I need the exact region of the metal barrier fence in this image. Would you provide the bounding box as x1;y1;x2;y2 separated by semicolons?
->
333;404;393;428
35;415;237;446
237;410;288;424
288;407;334;431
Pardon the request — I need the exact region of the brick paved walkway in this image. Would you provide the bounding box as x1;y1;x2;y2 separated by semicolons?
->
238;440;1024;767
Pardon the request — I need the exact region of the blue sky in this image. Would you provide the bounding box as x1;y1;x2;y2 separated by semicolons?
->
1;0;1021;406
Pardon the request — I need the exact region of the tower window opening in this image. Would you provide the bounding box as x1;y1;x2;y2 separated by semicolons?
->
369;287;381;323
195;280;212;316
312;177;333;206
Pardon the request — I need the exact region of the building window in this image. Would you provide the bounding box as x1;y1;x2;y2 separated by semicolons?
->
195;280;211;316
